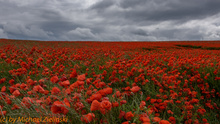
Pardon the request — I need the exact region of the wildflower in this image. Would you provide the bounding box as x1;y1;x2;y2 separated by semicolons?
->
120;100;127;105
116;91;121;97
117;110;125;119
112;102;119;107
21;97;33;108
122;121;129;124
12;90;20;97
61;80;70;87
33;85;45;93
76;81;84;86
51;87;61;95
167;110;174;114
0;111;6;116
51;101;69;115
125;111;134;121
103;87;113;95
50;76;59;83
70;69;77;78
130;86;141;93
153;117;161;122
91;100;101;111
100;100;112;114
202;118;207;123
90;93;102;101
140;101;146;110
77;74;86;81
159;120;171;124
81;113;95;123
140;117;150;123
101;100;111;108
1;86;6;92
169;117;176;124
20;83;27;90
150;99;157;104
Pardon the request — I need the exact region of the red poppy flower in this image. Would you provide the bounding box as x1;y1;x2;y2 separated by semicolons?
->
50;76;59;83
159;120;171;124
125;111;134;121
21;97;33;108
167;110;174;114
81;113;95;123
202;118;207;123
11;104;20;110
153;117;161;122
76;81;84;86
120;100;127;105
119;110;125;119
51;101;69;115
70;69;77;78
146;96;150;101
51;87;61;95
77;74;86;81
103;87;113;95
0;111;6;116
91;100;101;111
140;117;150;123
151;99;157;104
169;117;176;124
12;90;20;97
61;80;70;87
20;83;27;90
1;86;6;92
122;121;129;124
90;93;102;101
140;101;146;110
115;91;121;97
131;86;141;93
100;100;112;114
112;102;119;107
33;85;45;93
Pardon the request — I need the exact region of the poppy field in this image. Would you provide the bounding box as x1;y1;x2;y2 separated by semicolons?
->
0;39;220;124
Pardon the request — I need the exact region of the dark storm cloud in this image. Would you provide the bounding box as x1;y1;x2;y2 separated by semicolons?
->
92;0;220;22
0;0;220;41
90;0;114;10
131;29;149;36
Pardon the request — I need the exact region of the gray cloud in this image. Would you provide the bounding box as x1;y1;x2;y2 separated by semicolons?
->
0;0;220;41
90;0;114;10
0;28;8;38
131;29;149;36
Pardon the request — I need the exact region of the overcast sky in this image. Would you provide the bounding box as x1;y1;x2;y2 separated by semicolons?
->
0;0;220;41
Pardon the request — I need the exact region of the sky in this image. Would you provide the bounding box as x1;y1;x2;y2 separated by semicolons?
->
0;0;220;41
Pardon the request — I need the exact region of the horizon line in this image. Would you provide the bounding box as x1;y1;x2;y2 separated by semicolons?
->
1;38;220;42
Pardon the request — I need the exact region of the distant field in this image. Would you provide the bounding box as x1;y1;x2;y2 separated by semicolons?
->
0;39;219;124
